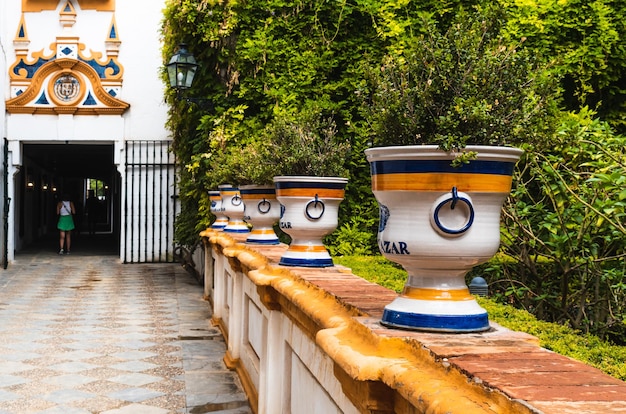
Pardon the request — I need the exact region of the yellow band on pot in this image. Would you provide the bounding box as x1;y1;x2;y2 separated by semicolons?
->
371;172;513;193
287;244;330;253
276;188;346;198
402;287;475;301
241;193;276;199
251;229;277;235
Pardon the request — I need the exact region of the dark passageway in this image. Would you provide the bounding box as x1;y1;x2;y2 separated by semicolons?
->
24;143;114;180
18;143;121;256
16;232;119;257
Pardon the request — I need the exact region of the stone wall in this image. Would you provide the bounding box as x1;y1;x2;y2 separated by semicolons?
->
202;229;626;414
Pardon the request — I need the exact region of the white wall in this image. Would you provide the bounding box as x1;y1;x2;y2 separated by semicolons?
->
116;0;169;140
4;0;169;143
1;0;10;262
1;0;171;262
1;0;7;132
209;241;361;414
1;0;10;134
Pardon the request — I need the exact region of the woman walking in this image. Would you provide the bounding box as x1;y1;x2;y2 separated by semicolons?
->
57;194;76;254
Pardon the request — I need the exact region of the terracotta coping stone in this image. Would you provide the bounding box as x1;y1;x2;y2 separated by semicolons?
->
201;229;626;413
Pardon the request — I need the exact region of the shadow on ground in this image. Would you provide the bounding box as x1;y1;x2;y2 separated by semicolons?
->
16;232;119;257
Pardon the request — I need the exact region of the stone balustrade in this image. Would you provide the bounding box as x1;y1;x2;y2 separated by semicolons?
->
201;229;626;414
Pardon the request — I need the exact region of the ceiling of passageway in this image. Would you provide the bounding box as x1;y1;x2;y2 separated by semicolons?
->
24;144;114;180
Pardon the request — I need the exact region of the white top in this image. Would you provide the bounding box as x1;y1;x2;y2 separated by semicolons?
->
59;201;72;216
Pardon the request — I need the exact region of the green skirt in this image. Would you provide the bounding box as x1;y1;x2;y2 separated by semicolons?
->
57;215;75;231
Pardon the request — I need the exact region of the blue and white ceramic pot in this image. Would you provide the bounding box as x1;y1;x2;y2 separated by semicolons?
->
209;190;228;230
274;176;348;267
365;145;523;332
239;185;281;245
218;184;249;234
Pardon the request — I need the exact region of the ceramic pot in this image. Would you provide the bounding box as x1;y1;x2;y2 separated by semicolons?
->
209;190;228;230
365;145;523;332
239;185;281;245
218;184;249;234
274;176;348;267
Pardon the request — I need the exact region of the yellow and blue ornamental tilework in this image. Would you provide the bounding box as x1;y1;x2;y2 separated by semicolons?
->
220;186;249;234
240;187;280;245
275;180;346;267
370;157;517;332
209;191;227;229
274;181;346;199
369;159;515;193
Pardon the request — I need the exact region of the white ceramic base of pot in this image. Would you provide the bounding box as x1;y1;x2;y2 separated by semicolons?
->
211;217;228;230
223;219;250;233
246;228;280;245
279;243;333;267
381;296;490;332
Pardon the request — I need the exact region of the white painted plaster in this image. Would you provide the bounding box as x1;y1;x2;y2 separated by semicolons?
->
210;245;361;414
203;246;214;299
115;0;169;140
242;278;264;392
1;0;171;262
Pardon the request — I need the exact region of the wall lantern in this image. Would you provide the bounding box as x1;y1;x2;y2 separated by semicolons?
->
42;175;49;191
166;43;210;107
166;43;198;92
26;169;34;190
167;43;199;91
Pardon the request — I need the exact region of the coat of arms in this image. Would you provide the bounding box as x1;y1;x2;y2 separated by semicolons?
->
53;74;80;102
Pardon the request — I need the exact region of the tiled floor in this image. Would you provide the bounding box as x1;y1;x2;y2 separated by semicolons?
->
0;248;251;413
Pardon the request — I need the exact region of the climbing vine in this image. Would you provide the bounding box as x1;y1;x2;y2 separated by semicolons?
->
161;0;626;342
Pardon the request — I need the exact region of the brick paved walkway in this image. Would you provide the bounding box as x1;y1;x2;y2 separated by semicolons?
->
0;249;251;414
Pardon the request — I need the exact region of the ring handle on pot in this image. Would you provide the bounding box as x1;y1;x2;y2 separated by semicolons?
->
231;194;243;207
257;198;271;214
305;194;325;220
432;187;474;235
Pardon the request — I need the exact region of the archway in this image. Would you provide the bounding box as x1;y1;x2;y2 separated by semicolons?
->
16;142;120;255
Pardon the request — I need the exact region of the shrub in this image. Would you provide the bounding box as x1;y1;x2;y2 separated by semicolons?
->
486;108;626;343
359;6;560;161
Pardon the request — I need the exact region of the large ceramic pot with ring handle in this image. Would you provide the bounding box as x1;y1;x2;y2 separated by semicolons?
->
219;184;249;234
239;185;281;244
209;190;229;230
365;145;523;332
273;176;348;267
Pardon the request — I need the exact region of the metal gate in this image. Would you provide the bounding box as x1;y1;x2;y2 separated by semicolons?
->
2;138;9;269
123;140;177;263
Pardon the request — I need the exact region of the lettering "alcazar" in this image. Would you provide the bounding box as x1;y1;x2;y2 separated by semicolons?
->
379;240;410;255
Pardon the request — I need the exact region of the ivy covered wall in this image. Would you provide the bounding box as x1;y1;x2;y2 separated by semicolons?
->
161;0;626;343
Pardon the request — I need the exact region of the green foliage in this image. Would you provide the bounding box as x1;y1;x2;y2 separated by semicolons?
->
500;0;626;130
162;0;626;344
197;108;351;189
478;297;626;381
486;108;626;343
359;6;560;160
326;208;378;256
260;109;351;178
333;255;406;293
162;0;385;245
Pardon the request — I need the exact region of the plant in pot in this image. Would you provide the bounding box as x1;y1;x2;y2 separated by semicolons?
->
360;7;559;332
204;161;249;234
208;108;350;265
262;109;350;267
208;190;228;230
215;141;282;244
